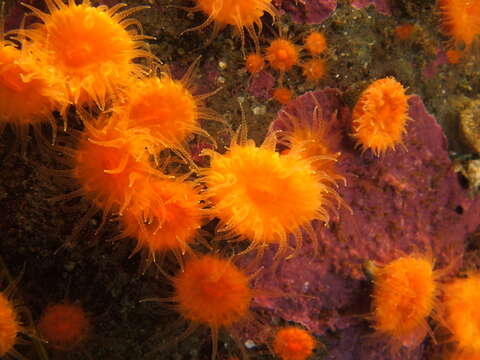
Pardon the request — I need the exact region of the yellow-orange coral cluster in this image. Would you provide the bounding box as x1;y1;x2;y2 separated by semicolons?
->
4;0;480;359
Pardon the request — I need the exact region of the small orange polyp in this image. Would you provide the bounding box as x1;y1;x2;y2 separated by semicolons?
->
273;327;315;360
304;31;327;55
37;302;90;351
245;53;265;74
266;39;299;72
302;58;326;82
273;87;293;105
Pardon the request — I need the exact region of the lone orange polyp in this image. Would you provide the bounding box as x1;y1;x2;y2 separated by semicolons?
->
37;303;90;351
245;53;265;74
304;31;327;55
174;255;252;328
266;39;299;72
273;327;315;360
192;0;276;48
371;255;437;349
352;77;409;156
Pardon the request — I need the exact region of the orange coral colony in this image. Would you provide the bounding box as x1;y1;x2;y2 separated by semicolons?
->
20;0;151;109
172;254;252;358
273;327;316;360
191;0;277;48
371;255;437;349
245;53;265;74
0;292;20;357
118;177;205;263
266;39;299;72
202;130;341;256
438;0;480;48
302;58;326;82
37;302;90;351
304;31;327;55
351;77;409;156
440;273;480;354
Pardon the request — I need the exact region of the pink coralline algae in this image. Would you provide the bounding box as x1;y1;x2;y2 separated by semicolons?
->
351;0;391;16
273;0;337;24
252;89;480;357
248;70;275;100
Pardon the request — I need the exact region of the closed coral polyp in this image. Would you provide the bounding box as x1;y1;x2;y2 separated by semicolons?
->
441;274;480;353
21;0;150;108
371;255;437;349
352;77;409;156
174;255;252;328
304;31;327;55
273;327;315;360
37;303;90;351
0;293;19;357
202;131;340;256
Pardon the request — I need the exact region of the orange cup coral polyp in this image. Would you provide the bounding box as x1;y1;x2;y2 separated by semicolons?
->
0;41;68;142
439;0;480;48
371;255;438;349
169;254;252;358
174;255;252;328
113;74;208;157
71;120;155;216
191;0;276;48
0;292;20;357
273;327;316;360
202;130;341;256
440;273;480;353
352;77;409;156
118;177;205;263
37;302;90;351
266;39;299;72
21;0;151;109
